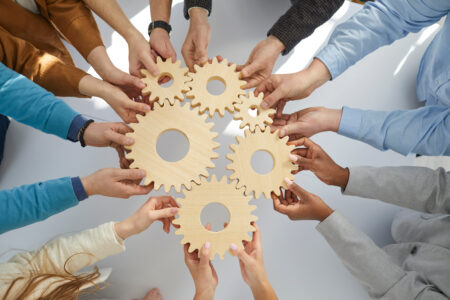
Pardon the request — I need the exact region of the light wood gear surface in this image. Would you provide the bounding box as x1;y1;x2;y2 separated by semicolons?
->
186;57;246;117
173;175;258;260
140;57;189;105
234;92;275;132
125;100;219;193
226;127;297;199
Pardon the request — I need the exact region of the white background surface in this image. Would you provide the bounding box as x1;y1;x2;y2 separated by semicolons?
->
0;1;441;299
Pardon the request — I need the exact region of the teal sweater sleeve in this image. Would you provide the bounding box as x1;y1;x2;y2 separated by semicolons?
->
0;62;79;139
0;177;79;234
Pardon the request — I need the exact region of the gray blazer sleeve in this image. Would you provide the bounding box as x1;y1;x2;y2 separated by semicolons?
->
343;166;450;214
316;211;448;299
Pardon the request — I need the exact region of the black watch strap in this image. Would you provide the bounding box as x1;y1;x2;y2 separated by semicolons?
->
148;20;172;36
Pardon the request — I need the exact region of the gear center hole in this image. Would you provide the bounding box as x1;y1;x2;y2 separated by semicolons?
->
248;105;260;118
251;150;274;175
156;130;189;162
207;76;226;96
201;203;230;232
157;73;174;88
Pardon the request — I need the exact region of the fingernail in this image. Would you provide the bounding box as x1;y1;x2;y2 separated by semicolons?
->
280;129;285;137
204;242;210;249
143;105;151;112
284;177;293;185
260;101;268;109
289;154;298;162
139;170;146;177
171;208;178;214
230;243;238;251
126;137;134;144
138;82;145;88
241;71;247;77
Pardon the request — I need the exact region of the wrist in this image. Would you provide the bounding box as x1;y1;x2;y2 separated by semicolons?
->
334;167;350;190
81;175;96;196
317;205;334;222
194;288;215;300
114;219;136;240
189;7;208;21
266;35;285;54
306;58;331;89
251;279;276;300
322;108;342;133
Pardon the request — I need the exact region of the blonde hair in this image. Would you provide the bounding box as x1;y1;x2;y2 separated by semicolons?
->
3;253;105;300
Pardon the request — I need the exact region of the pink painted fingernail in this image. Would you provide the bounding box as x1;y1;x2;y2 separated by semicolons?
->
204;242;210;249
289;154;298;162
284;177;293;185
171;208;178;214
230;243;238;251
126;137;134;144
280;129;286;137
260;101;268;109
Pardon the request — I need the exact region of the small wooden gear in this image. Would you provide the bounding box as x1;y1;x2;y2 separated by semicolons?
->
234;93;275;132
172;175;258;260
125;100;220;193
185;57;247;117
140;57;189;105
226;127;297;199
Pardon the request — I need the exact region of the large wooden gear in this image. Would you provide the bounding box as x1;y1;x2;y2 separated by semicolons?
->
125;100;219;193
226;127;297;199
234;92;275;132
185;57;246;117
172;175;258;260
140;57;189;105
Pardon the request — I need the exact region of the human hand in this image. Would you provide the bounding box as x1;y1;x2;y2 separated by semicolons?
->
150;28;177;63
238;35;285;89
255;58;331;111
101;84;151;123
127;32;160;78
115;196;179;240
81;168;153;199
182;8;211;72
229;223;277;300
272;178;333;222
271;107;341;141
184;242;218;300
289;138;349;188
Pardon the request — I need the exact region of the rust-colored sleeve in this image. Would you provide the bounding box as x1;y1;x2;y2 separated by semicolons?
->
0;26;88;98
35;0;104;60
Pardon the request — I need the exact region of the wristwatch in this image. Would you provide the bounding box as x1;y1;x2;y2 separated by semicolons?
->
148;20;172;36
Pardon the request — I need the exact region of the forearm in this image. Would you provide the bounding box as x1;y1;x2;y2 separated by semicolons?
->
344;166;450;214
251;281;278;300
0;177;79;233
150;0;172;23
337;105;450;156
0;63;79;139
269;0;343;55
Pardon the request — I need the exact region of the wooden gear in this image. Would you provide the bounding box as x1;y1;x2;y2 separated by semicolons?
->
234;92;275;132
226;127;297;199
140;57;189;105
125;100;220;193
186;57;247;117
172;175;258;260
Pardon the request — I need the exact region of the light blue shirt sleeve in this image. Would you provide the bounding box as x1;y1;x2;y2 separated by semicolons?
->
0;177;79;234
0;62;79;140
338;105;450;156
315;0;450;79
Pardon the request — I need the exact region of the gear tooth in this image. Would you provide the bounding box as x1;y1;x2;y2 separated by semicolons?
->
212;56;218;64
221;58;228;65
218;252;225;260
193;64;201;72
239;80;247;88
156;56;163;63
225;153;234;162
243;129;251;138
218;108;225;118
229;63;237;72
235;135;244;144
176;59;182;66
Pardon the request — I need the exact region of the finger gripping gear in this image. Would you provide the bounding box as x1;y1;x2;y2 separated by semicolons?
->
125;100;219;193
172;175;258;260
186;57;247;117
234;93;275;132
226;127;297;199
140;57;189;105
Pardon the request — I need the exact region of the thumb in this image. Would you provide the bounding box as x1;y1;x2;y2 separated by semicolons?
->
240;62;260;78
116;168;146;181
149;207;179;221
199;242;211;265
261;87;285;109
284;178;310;200
230;243;251;265
279;122;302;138
124;73;145;89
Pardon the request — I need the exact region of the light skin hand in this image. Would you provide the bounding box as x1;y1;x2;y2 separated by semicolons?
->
270;107;342;141
182;8;211;72
289;137;350;189
184;242;218;300
81;168;153;199
127;32;160;77
255;58;331;112
238;35;285;89
272;178;334;222
229;223;277;300
114;195;179;240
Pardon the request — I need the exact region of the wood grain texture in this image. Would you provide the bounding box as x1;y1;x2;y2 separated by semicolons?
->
186;57;247;117
226;127;297;199
140;57;189;105
234;92;275;132
125;100;220;193
173;175;258;260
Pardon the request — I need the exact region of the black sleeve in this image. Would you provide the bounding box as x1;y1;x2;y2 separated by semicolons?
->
183;0;212;19
268;0;344;55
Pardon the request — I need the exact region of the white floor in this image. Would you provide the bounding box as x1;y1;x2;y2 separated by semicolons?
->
0;1;441;299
